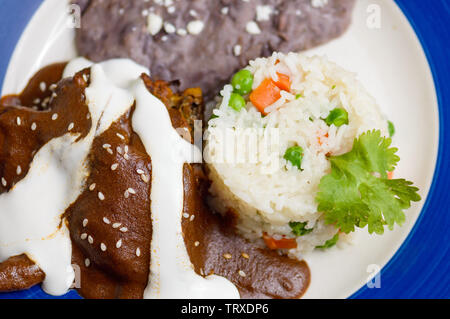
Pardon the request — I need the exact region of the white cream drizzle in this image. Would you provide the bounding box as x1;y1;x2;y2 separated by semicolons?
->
0;57;239;298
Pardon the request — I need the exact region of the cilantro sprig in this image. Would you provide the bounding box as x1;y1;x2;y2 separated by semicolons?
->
316;130;421;235
289;221;313;236
316;234;339;249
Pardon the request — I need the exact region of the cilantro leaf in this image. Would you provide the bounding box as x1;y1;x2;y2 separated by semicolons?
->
316;130;421;235
289;221;313;236
316;234;339;249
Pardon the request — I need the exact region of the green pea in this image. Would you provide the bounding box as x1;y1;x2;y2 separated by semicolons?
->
228;93;246;111
325;108;349;127
284;146;304;171
231;69;254;95
388;121;395;137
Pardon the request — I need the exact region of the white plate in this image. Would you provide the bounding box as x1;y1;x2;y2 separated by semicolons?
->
1;0;439;299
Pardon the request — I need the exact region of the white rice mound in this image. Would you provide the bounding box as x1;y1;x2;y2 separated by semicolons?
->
204;52;389;255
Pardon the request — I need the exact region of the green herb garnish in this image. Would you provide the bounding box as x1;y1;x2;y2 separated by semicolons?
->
316;234;339;249
289;221;313;236
388;121;395;137
316;130;421;235
324;108;349;127
284;146;304;171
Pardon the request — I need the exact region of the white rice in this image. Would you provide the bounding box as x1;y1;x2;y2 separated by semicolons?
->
204;52;389;255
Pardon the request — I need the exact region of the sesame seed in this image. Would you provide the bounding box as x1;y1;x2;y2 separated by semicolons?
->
39;81;46;92
85;258;90;267
200;268;204;276
167;6;175;14
103;217;111;224
31;122;37;131
89;183;96;191
190;215;195;221
82;219;88;227
246;21;261;35
124;145;129;153
147;13;163;35
42;97;50;108
233;44;242;56
177;28;187;36
136;248;141;257
100;243;107;251
116;239;122;248
241;252;250;259
111;163;119;171
98;192;105;200
187;20;204;35
127;188;136;194
33;98;41;104
16;165;22;175
183;213;190;219
238;270;247;277
124;153;129;160
189;9;197;17
116;133;125;140
88;235;94;244
16;117;21;126
141;174;150;183
120;227;128;233
124;190;129;198
49;84;57;91
112;222;122;228
221;7;229;15
136;169;144;175
164;22;176;34
194;241;200;247
107;148;114;155
102;144;111;149
80;233;87;240
116;146;123;154
51;113;58;121
311;0;329;8
1;177;7;187
223;253;232;259
86;113;91;120
68;123;74;131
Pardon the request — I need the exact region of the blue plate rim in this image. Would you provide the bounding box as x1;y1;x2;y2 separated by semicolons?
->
0;0;448;299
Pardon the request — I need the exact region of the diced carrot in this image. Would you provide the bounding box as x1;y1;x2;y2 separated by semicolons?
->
275;73;291;92
250;79;281;115
263;233;298;250
388;171;394;180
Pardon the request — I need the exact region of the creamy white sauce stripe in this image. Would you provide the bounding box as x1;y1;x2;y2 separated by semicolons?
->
0;57;239;298
132;81;239;299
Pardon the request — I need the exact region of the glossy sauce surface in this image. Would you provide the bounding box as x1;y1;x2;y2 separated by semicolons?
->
0;63;310;299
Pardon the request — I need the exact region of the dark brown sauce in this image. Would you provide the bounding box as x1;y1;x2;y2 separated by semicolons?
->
0;63;91;193
0;64;310;299
0;255;45;292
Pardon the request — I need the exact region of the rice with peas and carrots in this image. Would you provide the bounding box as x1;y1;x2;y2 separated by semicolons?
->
204;52;390;256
